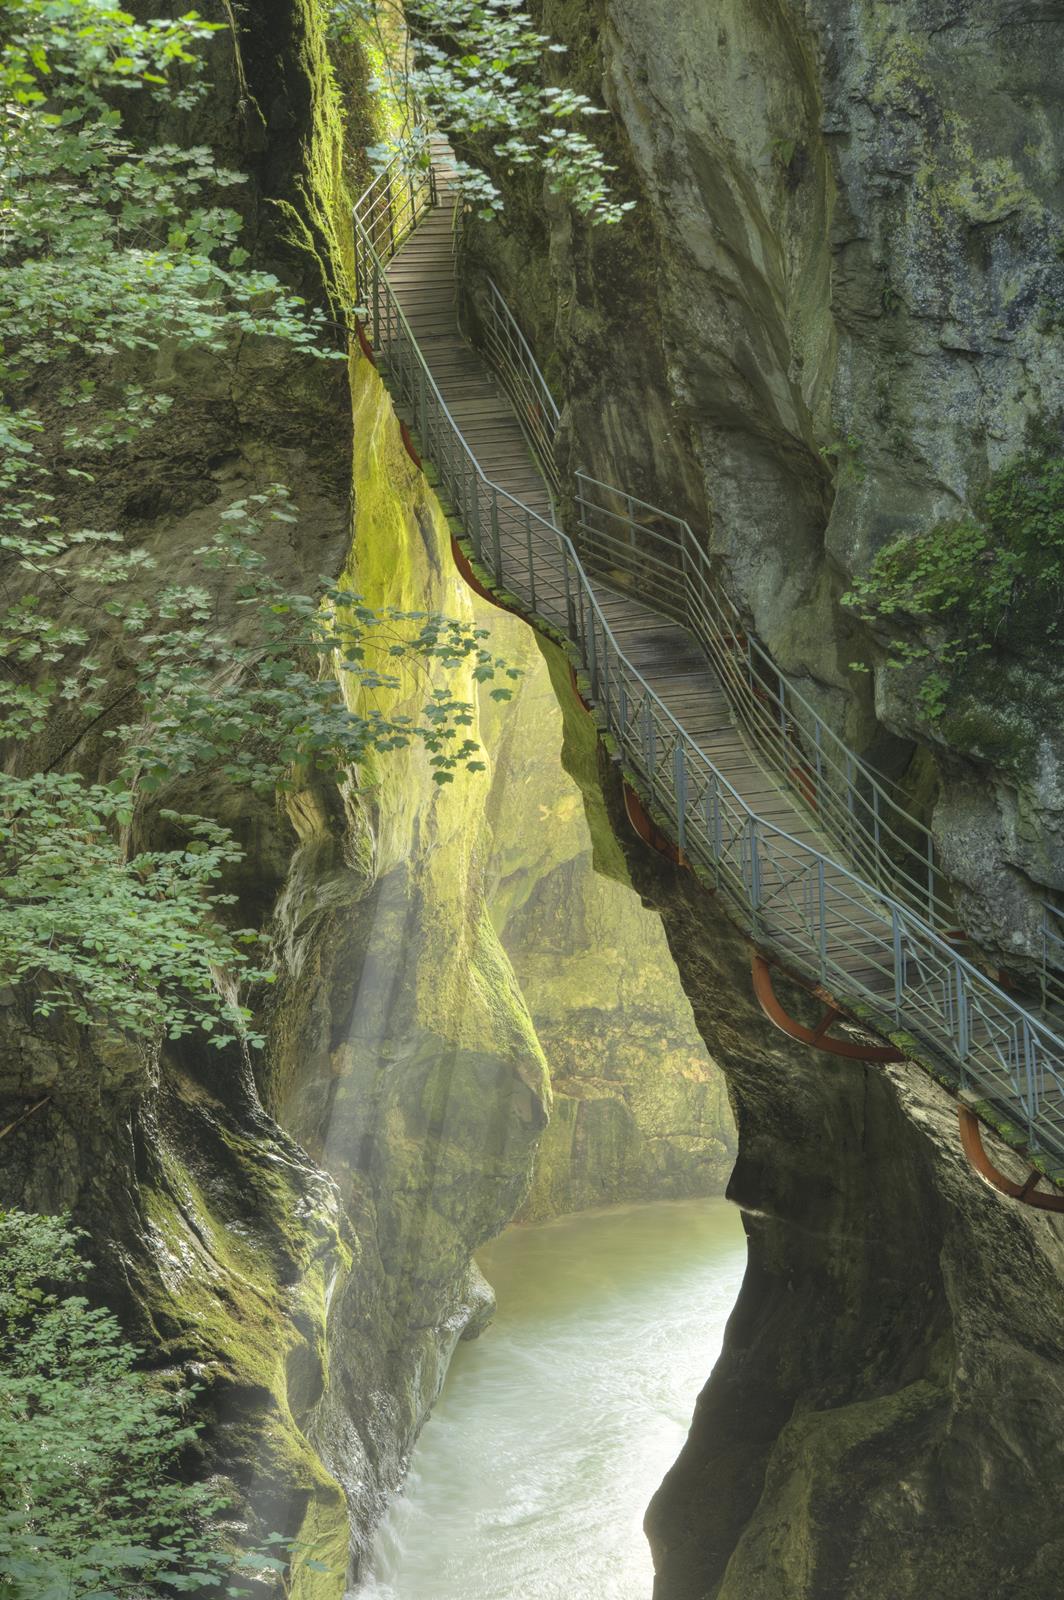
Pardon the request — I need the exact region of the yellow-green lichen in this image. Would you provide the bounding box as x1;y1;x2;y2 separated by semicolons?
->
139;1111;349;1598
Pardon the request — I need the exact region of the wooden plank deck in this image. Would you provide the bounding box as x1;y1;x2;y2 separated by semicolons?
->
385;179;896;1004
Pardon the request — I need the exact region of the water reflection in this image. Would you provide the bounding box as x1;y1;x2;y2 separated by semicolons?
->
357;1197;746;1600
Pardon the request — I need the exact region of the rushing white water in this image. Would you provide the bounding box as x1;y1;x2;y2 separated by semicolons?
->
356;1196;746;1600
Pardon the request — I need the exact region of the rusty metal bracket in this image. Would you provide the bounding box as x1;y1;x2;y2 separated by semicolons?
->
751;952;904;1062
957;1105;1064;1213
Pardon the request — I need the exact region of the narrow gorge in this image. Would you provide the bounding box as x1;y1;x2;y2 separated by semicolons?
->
1;2;1063;1599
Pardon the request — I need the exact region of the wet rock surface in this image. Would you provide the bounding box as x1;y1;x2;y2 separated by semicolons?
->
540;641;1064;1600
465;0;1064;969
8;3;1064;1596
483;641;735;1218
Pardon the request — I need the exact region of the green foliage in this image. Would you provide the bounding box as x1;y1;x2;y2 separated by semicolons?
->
333;0;633;223
819;433;866;485
0;3;517;1048
0;0;341;569
0;494;515;1048
843;441;1064;718
0;1209;332;1599
101;487;518;797
0;782;269;1044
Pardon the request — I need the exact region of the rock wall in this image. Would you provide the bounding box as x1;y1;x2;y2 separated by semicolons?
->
482;651;734;1218
465;0;1064;974
538;640;1064;1600
16;0;1062;1594
0;8;735;1591
1;1;361;1588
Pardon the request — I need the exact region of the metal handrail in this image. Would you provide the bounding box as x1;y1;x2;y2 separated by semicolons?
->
352;134;437;302
474;279;561;501
471;281;956;933
574;473;953;925
477;280;1064;1023
352;180;1064;1176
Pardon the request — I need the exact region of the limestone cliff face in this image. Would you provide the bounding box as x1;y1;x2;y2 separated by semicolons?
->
459;8;1064;1583
482;654;734;1217
0;8;735;1589
467;0;1064;973
539;643;1064;1600
263;356;557;1560
1;1;360;1587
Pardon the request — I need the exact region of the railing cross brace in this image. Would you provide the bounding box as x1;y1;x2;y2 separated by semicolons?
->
809;1002;844;1047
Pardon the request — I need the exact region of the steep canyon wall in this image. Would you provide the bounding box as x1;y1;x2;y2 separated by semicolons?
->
0;5;731;1589
464;0;1064;975
540;645;1064;1600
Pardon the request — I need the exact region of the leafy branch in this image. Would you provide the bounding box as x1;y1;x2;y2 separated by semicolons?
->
331;0;634;223
0;2;519;1049
0;1209;335;1598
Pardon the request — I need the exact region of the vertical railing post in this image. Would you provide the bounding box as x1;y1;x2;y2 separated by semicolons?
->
955;960;970;1079
642;699;655;787
563;549;577;640
418;361;429;455
927;833;936;923
490;494;501;579
525;508;537;611
816;857;827;982
845;752;856;849
588;608;598;697
680;525;692;632
892;905;904;1024
709;778;723;885
674;743;687;854
371;262;380;348
749;818;763;924
872;786;882;890
1023;1021;1038;1150
471;469;482;560
601;624;611;723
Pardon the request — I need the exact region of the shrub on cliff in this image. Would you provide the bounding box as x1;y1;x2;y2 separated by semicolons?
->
0;1208;327;1598
843;431;1064;718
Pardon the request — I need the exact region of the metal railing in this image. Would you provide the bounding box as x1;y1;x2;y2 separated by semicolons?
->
353;136;437;302
473;278;955;933
1042;902;1064;1016
573;474;955;928
470;279;562;501
351;178;1064;1176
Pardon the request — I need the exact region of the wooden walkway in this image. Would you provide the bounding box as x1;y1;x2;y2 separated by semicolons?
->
385;181;895;1006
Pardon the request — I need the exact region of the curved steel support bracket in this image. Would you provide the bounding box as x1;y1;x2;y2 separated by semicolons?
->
622;781;684;869
751;952;904;1062
957;1105;1064;1212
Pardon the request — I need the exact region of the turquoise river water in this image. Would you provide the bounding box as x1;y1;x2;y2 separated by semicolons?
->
356;1196;747;1600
